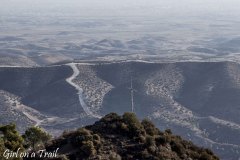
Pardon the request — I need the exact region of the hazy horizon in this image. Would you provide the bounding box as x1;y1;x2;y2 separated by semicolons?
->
0;0;240;64
1;0;240;18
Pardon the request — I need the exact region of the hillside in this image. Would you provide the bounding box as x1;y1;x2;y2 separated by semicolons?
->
45;113;219;160
0;61;240;159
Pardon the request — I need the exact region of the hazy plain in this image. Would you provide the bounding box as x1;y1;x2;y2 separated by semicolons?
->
1;0;240;66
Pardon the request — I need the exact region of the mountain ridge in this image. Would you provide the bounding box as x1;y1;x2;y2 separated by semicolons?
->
44;112;219;160
0;61;240;159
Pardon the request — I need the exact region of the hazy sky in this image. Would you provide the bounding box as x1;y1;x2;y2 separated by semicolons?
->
1;0;240;18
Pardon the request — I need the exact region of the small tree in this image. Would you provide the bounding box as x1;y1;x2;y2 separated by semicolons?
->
109;151;122;160
141;119;158;136
0;137;6;157
165;129;172;134
146;135;155;147
80;141;96;156
23;126;51;150
122;112;144;137
0;123;24;151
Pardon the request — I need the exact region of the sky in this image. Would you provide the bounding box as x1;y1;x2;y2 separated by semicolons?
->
1;0;240;18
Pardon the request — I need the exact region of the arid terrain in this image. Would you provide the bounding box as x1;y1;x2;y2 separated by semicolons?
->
0;61;240;159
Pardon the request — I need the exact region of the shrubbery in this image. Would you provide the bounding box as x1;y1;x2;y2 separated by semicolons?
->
145;135;155;147
0;123;24;151
80;141;96;156
122;112;145;137
0;113;219;160
23;126;51;150
109;151;122;160
0;137;6;158
141;119;158;136
155;135;167;145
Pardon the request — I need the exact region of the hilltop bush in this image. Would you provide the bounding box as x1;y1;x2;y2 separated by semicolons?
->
80;141;96;156
0;123;24;151
141;118;159;136
170;140;185;156
122;112;145;137
155;135;167;145
0;138;6;158
109;151;122;160
146;135;155;147
0;113;220;160
23;126;51;150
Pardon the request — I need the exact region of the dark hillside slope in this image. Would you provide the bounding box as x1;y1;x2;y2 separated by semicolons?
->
75;61;240;159
176;62;240;123
0;65;94;134
0;61;240;159
91;62;240;123
0;66;80;117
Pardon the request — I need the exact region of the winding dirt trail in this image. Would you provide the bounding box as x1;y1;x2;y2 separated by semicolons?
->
66;63;101;119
